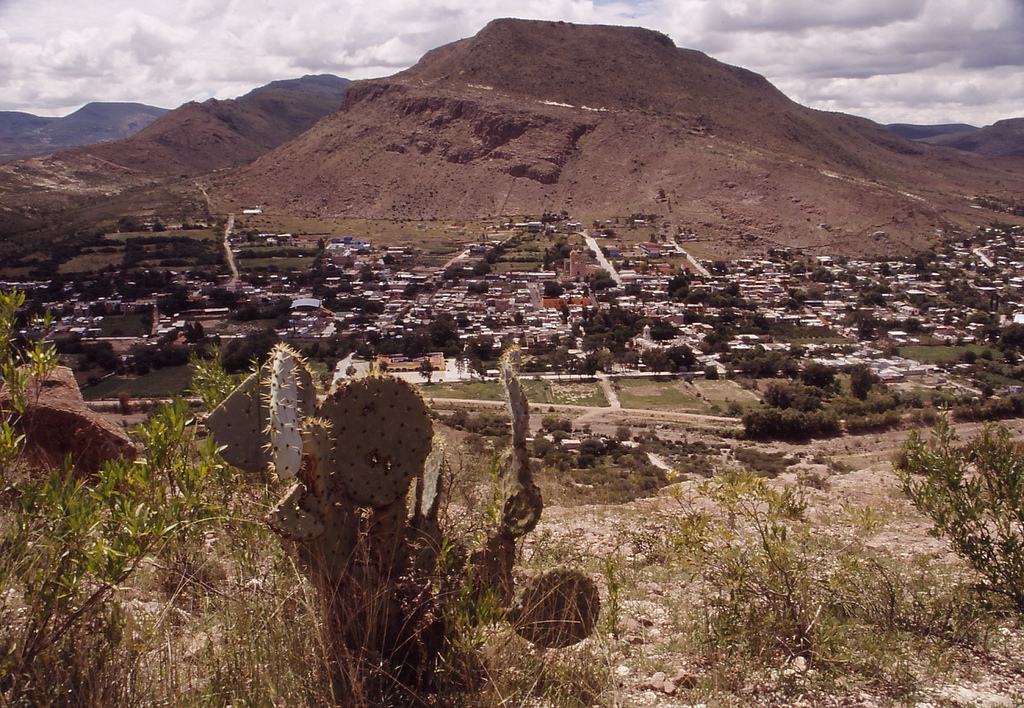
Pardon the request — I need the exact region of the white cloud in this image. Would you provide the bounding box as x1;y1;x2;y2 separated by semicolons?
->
0;0;1022;126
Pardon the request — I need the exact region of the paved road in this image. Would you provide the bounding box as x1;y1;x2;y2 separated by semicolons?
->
441;248;472;272
973;248;995;268
583;234;623;286
666;235;710;276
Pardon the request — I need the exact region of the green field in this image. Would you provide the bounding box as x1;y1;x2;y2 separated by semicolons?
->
230;215;494;251
692;378;762;409
614;377;705;411
57;229;225;275
60;252;122;273
899;344;992;363
81;365;193;400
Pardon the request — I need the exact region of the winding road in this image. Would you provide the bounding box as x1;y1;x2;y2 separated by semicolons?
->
223;213;239;289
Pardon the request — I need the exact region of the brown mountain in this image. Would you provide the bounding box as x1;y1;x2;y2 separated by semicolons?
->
0;75;350;237
62;74;351;177
221;19;1024;256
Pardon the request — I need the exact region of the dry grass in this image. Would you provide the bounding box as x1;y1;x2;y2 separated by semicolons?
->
7;387;1024;707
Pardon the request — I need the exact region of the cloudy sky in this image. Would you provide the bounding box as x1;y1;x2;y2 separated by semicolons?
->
1;0;1022;126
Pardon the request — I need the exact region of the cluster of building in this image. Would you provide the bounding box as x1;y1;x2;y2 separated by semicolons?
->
10;217;1024;391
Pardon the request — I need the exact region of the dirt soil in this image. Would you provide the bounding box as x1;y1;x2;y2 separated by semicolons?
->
525;419;1024;707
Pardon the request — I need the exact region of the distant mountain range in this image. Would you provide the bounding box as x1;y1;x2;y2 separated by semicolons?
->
2;23;1023;258
58;74;352;177
0;74;351;238
886;124;979;142
888;119;1024;158
0;74;351;168
0;103;169;160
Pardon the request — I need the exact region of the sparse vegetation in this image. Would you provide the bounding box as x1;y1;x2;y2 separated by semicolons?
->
3;282;1024;706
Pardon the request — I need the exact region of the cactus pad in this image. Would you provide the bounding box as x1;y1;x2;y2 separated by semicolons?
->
509;568;600;648
501;347;529;448
497;346;542;538
268;419;333;541
205;372;267;473
205;351;316;474
268;344;306;479
317;376;433;508
269;483;325;541
413;436;446;523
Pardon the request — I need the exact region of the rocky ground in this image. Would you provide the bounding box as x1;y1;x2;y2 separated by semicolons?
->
520;419;1024;707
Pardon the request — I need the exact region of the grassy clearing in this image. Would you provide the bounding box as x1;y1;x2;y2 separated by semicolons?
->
900;344;992;363
615;377;705;411
81;365;193;400
231;215;494;250
97;313;151;337
548;381;608;407
692;378;761;405
59;251;121;273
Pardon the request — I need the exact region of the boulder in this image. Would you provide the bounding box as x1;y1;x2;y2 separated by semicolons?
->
1;366;136;475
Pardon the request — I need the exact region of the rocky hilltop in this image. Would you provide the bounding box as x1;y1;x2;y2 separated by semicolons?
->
222;19;1024;256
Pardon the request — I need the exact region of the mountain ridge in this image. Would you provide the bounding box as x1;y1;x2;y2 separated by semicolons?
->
0;74;351;239
0;102;168;160
918;118;1024;158
62;74;352;177
219;19;1024;256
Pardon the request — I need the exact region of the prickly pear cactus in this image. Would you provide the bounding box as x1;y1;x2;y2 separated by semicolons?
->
497;346;542;538
203;372;265;472
472;346;544;601
204;343;597;685
316;376;433;509
205;344;316;474
286;376;434;582
268;418;332;542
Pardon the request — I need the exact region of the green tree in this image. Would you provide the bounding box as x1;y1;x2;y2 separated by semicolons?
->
800;362;835;389
850;364;877;400
899;419;1024;610
418;358;435;384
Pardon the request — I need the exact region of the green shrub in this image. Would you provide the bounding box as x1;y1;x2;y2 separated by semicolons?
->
667;469;990;696
898;417;1024;610
733;446;794;478
0;290;242;704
